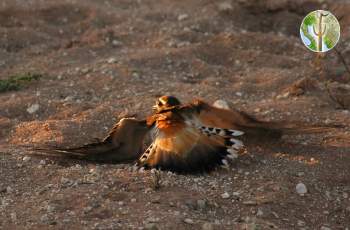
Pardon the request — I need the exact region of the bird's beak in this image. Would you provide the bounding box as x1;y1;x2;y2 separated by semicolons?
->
152;105;158;110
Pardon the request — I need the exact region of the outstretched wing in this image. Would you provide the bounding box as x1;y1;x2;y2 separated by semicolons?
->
33;118;151;163
189;100;340;139
138;111;244;173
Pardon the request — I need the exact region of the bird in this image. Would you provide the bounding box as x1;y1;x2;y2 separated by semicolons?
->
31;95;338;173
137;100;245;172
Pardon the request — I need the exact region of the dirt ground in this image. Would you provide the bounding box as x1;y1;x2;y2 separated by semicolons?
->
0;0;350;229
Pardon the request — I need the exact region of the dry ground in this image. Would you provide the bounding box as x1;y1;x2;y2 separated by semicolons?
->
0;0;350;229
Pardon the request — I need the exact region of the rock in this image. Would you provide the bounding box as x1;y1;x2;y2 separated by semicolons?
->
83;206;93;214
185;199;196;209
61;177;72;186
197;199;207;210
40;214;50;223
218;2;233;12
144;223;158;230
47;205;56;213
297;220;305;226
131;198;137;203
213;100;230;109
81;68;91;74
276;92;290;100
6;186;13;193
232;192;240;197
202;222;214;230
146;217;160;223
27;104;40;114
107;57;117;64
62;218;71;224
118;201;124;206
112;40;122;46
243;200;257;206
320;226;331;230
10;212;17;221
183;218;194;224
22;156;31;162
254;108;261;113
235;92;243;97
256;208;264;217
177;14;189;21
296;183;307;195
63;96;74;102
221;192;230;199
39;160;46;165
74;164;82;170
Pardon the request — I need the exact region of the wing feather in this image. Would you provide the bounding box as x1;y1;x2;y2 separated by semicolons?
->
190;100;340;139
31;118;150;163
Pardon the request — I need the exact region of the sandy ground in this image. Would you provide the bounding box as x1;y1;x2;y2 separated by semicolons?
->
0;0;350;229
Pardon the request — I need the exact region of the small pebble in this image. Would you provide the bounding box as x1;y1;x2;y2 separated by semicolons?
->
47;205;55;213
197;199;207;210
27;104;40;114
202;222;214;230
221;192;230;199
112;40;122;46
213;100;230;109
144;223;158;230
107;57;117;64
297;220;305;226
146;217;160;223
22;156;31;162
235;92;243;97
296;183;307;195
10;212;17;221
177;14;189;21
183;218;194;224
256;209;264;217
218;2;233;12
6;186;13;193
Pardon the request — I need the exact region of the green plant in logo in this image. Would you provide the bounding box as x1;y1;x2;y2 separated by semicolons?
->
300;10;340;52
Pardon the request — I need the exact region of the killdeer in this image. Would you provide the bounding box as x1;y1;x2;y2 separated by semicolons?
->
33;95;338;173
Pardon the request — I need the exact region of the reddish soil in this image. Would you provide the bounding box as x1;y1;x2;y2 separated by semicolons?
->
0;0;350;229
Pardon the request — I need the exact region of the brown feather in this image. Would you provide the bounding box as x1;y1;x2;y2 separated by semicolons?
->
189;99;339;140
32;118;151;163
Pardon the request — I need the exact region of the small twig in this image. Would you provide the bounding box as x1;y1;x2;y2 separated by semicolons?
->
324;80;346;110
151;169;161;190
334;48;350;76
314;53;347;109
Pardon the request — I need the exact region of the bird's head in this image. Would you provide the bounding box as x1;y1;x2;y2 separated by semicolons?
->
153;95;181;112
